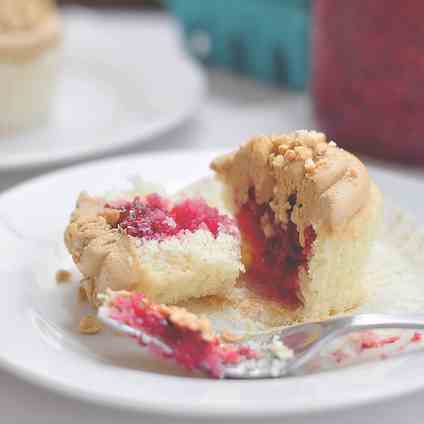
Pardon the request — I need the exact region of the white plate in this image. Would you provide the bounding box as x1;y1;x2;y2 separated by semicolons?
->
0;150;424;420
0;10;206;171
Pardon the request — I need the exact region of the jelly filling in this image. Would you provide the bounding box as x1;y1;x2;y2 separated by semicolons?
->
236;191;316;307
106;194;234;241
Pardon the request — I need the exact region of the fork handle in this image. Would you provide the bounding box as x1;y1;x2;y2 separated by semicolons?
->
349;313;424;332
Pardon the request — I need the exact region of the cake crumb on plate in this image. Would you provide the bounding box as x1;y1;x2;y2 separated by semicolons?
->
79;315;102;335
55;269;72;284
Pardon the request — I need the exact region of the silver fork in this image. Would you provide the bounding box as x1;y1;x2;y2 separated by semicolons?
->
98;310;424;379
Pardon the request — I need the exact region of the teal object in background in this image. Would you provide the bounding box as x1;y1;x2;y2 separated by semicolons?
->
165;0;310;90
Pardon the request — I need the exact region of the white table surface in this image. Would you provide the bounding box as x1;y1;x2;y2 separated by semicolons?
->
1;9;424;424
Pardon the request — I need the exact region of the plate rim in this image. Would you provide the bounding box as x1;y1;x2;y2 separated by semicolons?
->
2;347;424;420
0;16;207;172
1;149;424;419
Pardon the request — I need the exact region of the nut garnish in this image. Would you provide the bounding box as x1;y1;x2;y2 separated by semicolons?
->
271;155;285;167
315;158;328;168
294;146;313;160
315;142;328;155
278;144;290;155
304;158;316;174
102;208;121;227
156;303;214;341
79;315;102;334
284;149;297;162
347;167;358;178
221;330;244;343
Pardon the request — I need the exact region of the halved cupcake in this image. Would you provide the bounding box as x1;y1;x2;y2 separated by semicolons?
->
0;0;62;132
65;192;243;306
212;130;383;321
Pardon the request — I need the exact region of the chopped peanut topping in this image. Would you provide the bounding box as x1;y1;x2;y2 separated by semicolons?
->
304;158;316;174
278;144;290;155
284;149;297;161
295;146;313;160
102;208;121;227
221;330;244;343
315;158;328;169
315;142;328;155
347;167;358;178
155;302;214;341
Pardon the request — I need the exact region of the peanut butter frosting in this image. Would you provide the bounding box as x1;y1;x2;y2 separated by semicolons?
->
211;130;371;243
65;193;140;306
0;0;61;62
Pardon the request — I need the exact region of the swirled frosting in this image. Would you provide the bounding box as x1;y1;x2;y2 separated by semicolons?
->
211;130;371;243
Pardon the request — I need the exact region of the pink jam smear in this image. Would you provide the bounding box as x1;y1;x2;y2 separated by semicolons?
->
106;194;235;241
411;332;422;343
358;333;400;350
109;293;257;378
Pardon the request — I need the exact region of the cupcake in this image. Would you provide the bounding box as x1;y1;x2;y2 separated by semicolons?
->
212;130;383;321
65;192;243;306
0;0;62;132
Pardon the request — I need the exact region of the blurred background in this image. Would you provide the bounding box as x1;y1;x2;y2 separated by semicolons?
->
1;0;423;191
1;3;424;423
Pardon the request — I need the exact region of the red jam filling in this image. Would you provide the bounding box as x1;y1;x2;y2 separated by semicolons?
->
109;293;257;378
237;191;316;307
106;194;234;241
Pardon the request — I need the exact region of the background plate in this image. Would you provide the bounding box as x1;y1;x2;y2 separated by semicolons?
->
0;10;206;171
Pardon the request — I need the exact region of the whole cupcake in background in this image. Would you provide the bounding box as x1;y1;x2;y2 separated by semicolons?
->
0;0;62;133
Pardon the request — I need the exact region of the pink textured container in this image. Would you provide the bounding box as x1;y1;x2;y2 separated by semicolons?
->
312;0;424;164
